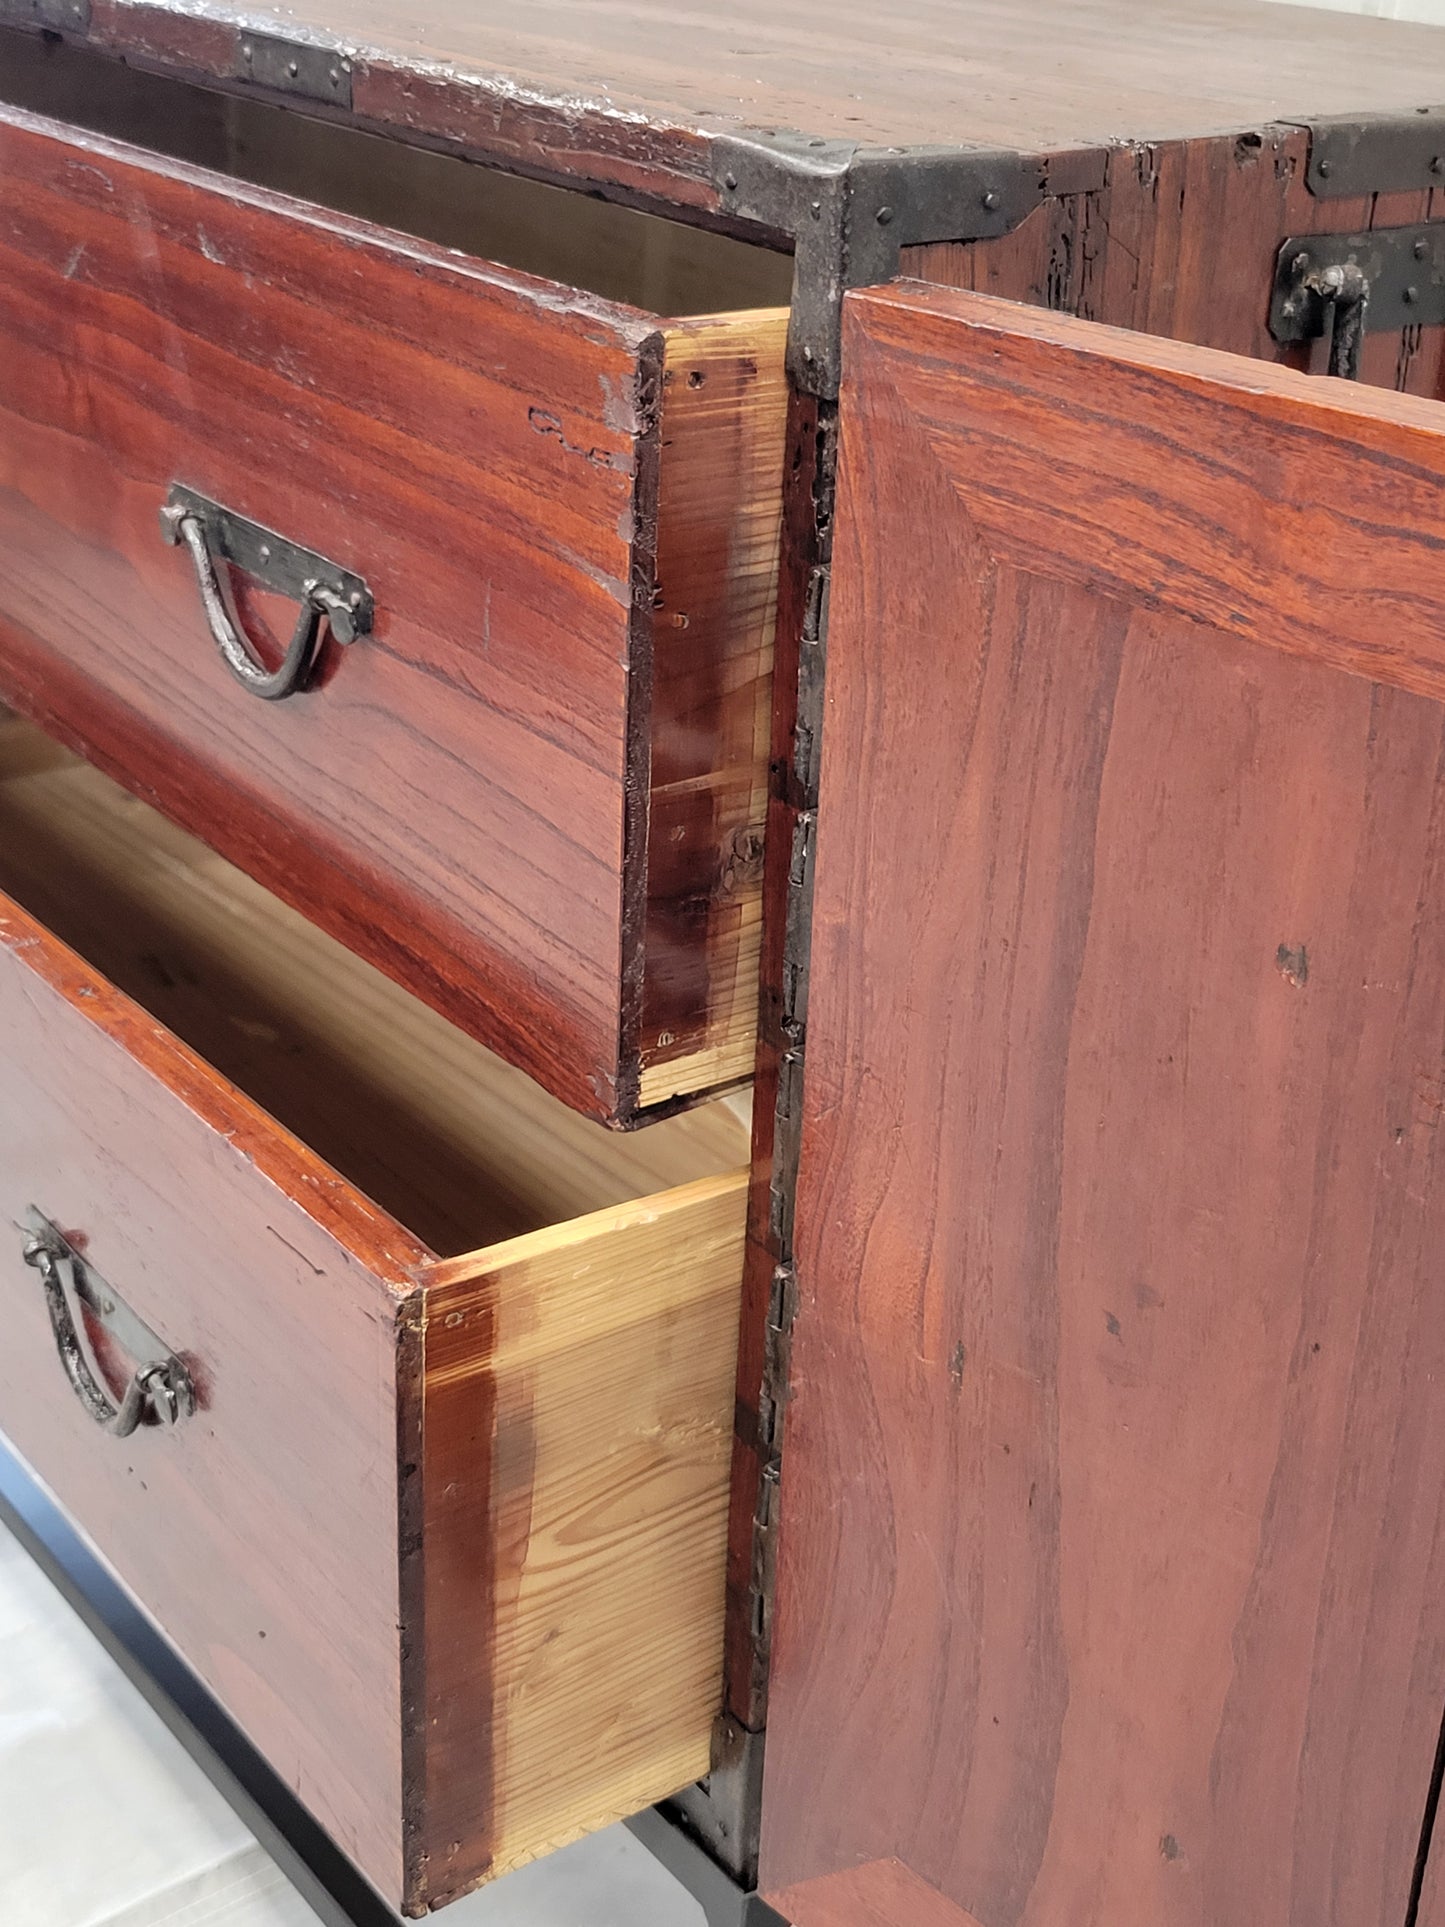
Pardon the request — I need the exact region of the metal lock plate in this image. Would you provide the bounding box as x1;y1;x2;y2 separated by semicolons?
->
1270;225;1445;346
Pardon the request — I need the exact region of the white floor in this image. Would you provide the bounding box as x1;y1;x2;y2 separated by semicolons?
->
0;1522;704;1927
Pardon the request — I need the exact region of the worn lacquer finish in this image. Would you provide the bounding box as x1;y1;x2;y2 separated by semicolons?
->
20;0;1445;207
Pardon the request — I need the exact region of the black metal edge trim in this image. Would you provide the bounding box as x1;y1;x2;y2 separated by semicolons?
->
1299;106;1445;198
0;1435;399;1927
232;29;354;110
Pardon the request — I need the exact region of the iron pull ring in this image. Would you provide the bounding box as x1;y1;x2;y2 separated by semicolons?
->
20;1214;195;1439
159;485;374;702
171;508;324;700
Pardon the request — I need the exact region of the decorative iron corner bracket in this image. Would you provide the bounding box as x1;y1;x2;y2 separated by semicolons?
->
710;131;1099;395
1303;106;1445;199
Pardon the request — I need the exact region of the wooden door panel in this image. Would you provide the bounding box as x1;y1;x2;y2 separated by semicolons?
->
760;284;1445;1927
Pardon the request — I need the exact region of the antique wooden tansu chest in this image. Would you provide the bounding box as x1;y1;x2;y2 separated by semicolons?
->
1;3;1445;1923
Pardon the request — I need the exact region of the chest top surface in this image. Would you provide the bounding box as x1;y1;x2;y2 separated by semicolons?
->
15;0;1445;208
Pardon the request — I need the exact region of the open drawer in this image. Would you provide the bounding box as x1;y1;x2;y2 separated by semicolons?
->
0;716;749;1915
0;85;790;1125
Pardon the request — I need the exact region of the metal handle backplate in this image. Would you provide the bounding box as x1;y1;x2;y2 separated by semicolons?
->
160;484;374;701
19;1211;195;1439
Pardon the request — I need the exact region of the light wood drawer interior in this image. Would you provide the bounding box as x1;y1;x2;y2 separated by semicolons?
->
0;713;750;1911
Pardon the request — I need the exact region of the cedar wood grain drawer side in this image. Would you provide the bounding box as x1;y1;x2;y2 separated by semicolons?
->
0;103;789;1125
0;720;749;1915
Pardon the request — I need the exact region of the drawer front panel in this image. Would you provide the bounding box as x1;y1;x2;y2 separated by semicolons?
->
0;106;708;1120
0;894;427;1897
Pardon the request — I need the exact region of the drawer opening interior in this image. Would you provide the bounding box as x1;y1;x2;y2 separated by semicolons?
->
0;30;796;318
0;716;751;1260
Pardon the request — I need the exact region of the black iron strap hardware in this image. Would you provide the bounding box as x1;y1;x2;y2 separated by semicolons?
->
0;0;90;26
1305;107;1445;199
1270;225;1445;380
160;485;374;701
233;31;354;109
19;1211;195;1439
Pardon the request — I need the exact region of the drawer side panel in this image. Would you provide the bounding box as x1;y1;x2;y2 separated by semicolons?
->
417;1172;747;1906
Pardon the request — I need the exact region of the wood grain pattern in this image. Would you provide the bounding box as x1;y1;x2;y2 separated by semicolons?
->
0;104;785;1123
770;1861;984;1927
857;283;1445;702
0;720;749;1914
760;283;1445;1927
421;1176;745;1904
640;314;787;1108
26;0;1445;209
0;895;426;1900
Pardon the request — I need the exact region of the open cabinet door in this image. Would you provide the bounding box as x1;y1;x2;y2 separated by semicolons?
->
760;283;1445;1927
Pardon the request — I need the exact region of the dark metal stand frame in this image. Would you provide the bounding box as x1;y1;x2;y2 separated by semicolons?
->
0;1438;785;1927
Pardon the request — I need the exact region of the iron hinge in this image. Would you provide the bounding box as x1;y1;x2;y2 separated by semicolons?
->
1270;225;1445;376
751;1458;783;1641
709;131;1100;394
769;1050;805;1252
794;568;829;802
782;811;816;1039
1304;106;1445;199
757;1263;799;1462
232;30;354;108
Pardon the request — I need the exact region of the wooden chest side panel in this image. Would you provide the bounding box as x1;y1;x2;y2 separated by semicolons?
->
0;898;427;1897
0;106;654;1117
761;288;1445;1927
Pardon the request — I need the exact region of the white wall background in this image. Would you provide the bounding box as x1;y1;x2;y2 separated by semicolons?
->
1268;0;1445;25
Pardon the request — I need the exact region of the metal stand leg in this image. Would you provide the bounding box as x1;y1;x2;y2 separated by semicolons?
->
624;1807;790;1927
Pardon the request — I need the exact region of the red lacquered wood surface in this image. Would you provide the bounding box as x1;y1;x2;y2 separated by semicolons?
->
760;284;1445;1927
0;894;428;1899
0;106;783;1122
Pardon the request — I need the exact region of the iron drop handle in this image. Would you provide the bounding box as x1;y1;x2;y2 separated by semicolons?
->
20;1212;195;1438
160;484;374;701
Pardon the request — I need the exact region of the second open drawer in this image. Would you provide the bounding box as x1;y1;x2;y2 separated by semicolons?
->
0;717;749;1915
